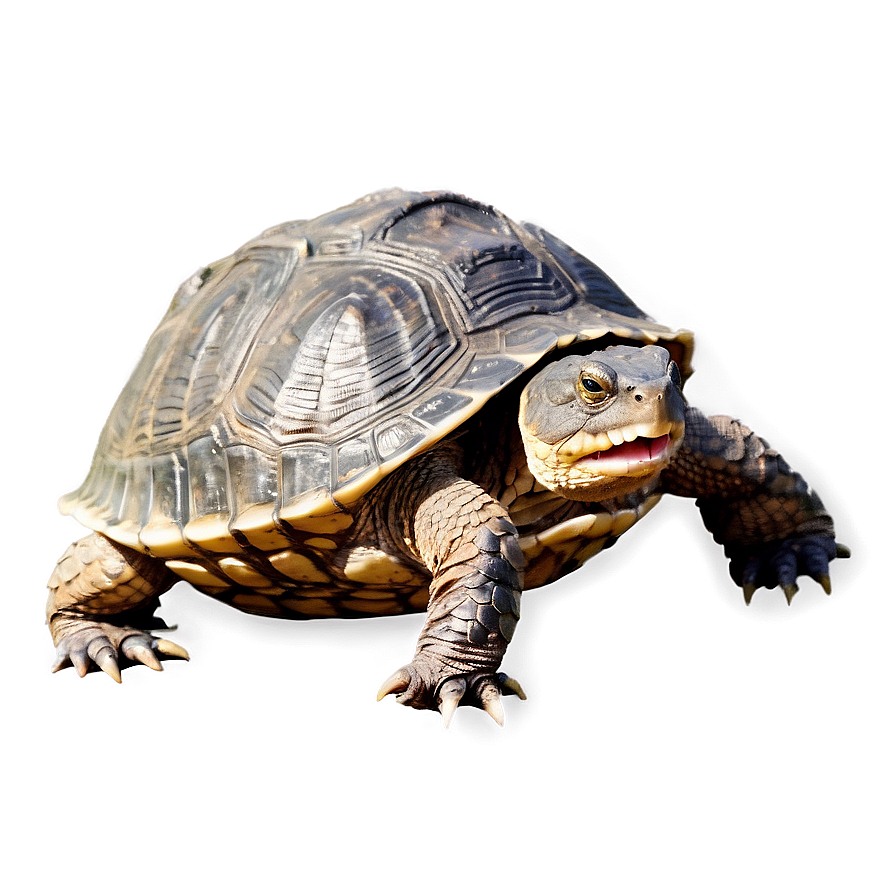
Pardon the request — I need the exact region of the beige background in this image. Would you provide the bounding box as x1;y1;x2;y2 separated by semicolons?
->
4;2;890;893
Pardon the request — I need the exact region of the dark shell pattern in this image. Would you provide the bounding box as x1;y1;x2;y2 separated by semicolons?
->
61;189;693;608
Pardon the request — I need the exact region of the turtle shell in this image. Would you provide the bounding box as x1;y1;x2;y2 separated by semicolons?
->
61;189;694;557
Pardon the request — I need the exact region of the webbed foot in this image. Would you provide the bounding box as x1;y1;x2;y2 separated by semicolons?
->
377;658;526;727
50;615;189;682
728;535;850;605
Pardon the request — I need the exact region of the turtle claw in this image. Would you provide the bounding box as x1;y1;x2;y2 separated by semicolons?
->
153;638;190;661
437;678;466;728
51;619;189;680
376;668;412;702
123;642;163;672
378;658;524;726
495;672;527;701
474;678;505;727
59;645;90;678
783;583;799;606
92;646;122;683
730;533;848;605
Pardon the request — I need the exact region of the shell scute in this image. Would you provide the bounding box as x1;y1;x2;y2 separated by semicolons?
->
383;199;577;330
409;391;473;428
374;417;428;459
454;356;525;393
243;264;454;439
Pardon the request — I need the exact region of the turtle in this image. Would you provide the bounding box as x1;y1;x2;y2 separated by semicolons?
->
48;188;847;726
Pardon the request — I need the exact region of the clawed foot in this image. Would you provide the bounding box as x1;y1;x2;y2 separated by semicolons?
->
728;535;851;605
377;660;526;728
51;618;189;682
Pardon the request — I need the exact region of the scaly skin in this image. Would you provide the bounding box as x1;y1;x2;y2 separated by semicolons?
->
375;444;526;726
661;407;846;603
46;533;187;680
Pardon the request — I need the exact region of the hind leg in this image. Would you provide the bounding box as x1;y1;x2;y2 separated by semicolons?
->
47;532;188;681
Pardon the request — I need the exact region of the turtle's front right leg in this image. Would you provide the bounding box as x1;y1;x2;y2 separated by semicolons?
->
47;532;188;681
376;447;526;726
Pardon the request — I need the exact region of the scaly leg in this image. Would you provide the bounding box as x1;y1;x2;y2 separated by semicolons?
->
47;532;188;681
377;447;526;726
662;407;849;603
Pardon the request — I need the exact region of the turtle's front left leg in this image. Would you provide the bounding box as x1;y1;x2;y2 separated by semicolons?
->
376;447;526;726
662;407;848;603
47;532;188;681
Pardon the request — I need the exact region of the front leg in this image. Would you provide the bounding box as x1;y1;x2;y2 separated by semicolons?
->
376;447;525;726
47;532;188;680
662;407;849;603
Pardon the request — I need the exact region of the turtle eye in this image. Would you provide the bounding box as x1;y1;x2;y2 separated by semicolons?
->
577;373;611;405
667;360;681;388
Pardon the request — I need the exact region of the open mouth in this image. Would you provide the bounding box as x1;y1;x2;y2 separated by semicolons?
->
581;433;671;465
569;428;680;476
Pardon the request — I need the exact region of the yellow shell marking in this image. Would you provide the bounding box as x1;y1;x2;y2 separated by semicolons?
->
230;593;281;613
518;512;614;561
332;467;386;507
610;508;639;536
139;521;188;558
572;537;611;565
585;513;616;539
279;597;340;617
182;514;241;553
217;557;274;588
165;560;231;589
256;586;288;596
268;549;330;583
232;504;293;550
286;511;354;534
279;489;354;533
519;496;662;568
407;589;431;611
349;588;398;599
102;521;142;550
341;546;420;585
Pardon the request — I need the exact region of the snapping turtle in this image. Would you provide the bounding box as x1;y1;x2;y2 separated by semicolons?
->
48;189;846;725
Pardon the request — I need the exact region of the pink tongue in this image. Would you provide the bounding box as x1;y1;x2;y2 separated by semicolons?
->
592;434;670;462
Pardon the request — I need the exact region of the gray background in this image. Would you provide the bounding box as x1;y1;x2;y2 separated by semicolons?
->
5;2;891;893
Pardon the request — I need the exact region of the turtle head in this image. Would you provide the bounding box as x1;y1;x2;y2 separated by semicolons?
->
519;345;686;502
